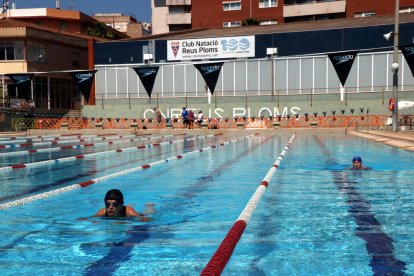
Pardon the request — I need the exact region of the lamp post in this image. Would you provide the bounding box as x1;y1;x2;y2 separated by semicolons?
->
266;47;278;96
392;0;400;132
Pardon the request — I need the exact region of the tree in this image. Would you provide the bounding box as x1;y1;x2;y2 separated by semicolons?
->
85;22;116;39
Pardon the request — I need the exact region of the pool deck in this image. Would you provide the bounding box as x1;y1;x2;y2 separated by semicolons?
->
349;129;414;151
1;128;414;152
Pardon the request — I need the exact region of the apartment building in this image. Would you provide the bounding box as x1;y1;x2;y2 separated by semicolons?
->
0;6;132;114
152;0;414;34
93;13;150;38
2;7;128;39
0;18;102;111
152;0;192;34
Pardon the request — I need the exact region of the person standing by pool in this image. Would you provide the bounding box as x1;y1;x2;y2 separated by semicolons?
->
188;109;195;129
156;108;162;127
181;107;189;128
197;109;204;128
347;156;371;170
94;189;150;221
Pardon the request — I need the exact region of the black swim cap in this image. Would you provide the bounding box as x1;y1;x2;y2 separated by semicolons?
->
104;189;124;205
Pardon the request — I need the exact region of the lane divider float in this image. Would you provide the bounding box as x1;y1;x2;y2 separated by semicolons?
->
201;134;296;276
0;133;158;148
0;134;174;157
0;133;216;172
0;133;254;210
0;134;143;149
0;134;104;145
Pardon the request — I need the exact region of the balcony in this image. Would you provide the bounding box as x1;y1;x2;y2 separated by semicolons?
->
284;0;346;18
166;0;191;6
166;12;191;25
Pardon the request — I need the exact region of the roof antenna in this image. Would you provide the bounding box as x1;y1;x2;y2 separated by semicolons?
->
2;0;10;13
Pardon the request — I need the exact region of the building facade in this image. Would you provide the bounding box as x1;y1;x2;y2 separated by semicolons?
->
0;18;98;113
152;0;414;34
2;8;128;39
152;0;192;34
0;7;134;116
88;14;414;120
92;13;150;38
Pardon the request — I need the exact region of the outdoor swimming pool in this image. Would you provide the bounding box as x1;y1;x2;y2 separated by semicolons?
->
0;130;412;275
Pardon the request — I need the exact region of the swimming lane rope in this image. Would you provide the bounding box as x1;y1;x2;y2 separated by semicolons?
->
0;134;171;157
0;133;195;172
201;134;296;276
0;134;152;149
0;133;253;210
0;134;105;146
0;133;106;141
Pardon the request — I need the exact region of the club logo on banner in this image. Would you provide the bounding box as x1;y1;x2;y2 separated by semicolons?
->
171;42;180;58
400;43;414;77
6;73;34;100
71;70;96;103
328;51;359;86
194;62;224;95
132;66;160;98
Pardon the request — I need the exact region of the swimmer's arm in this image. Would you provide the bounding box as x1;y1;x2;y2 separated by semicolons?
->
93;208;106;217
78;208;105;221
126;206;151;222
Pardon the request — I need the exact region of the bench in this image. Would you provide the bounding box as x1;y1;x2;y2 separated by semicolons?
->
201;122;209;129
236;122;245;129
272;121;281;129
380;117;393;130
60;122;69;130
310;121;318;128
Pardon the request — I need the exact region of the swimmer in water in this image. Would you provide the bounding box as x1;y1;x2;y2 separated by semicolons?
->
347;156;371;170
94;189;150;221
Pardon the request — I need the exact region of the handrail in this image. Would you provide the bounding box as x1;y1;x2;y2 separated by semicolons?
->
345;119;357;135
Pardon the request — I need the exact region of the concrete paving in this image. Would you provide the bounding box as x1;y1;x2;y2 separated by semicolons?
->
349;129;414;152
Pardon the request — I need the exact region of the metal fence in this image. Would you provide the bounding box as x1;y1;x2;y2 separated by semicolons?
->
94;50;414;100
26;115;413;130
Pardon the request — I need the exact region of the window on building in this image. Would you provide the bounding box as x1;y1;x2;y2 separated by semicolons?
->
0;42;15;60
223;1;241;11
223;21;241;27
72;52;79;67
354;11;376;18
0;41;24;60
260;20;278;25
400;6;414;13
60;21;69;31
259;0;277;8
170;6;191;13
284;0;314;4
5;44;14;60
26;42;46;63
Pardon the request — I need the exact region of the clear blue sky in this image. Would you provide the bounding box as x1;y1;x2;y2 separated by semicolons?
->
11;0;152;22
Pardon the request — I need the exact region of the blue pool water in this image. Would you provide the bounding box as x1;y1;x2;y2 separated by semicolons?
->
0;131;413;275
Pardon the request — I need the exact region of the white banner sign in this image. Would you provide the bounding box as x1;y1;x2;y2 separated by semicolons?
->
167;36;255;61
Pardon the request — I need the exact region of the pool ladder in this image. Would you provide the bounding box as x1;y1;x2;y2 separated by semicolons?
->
345;120;358;135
